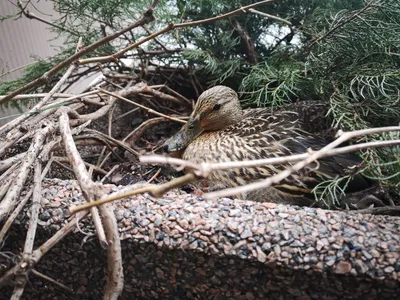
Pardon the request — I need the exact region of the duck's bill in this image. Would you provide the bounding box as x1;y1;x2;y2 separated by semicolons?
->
163;117;202;153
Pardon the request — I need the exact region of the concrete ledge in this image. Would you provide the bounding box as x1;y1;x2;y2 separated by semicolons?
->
1;178;399;299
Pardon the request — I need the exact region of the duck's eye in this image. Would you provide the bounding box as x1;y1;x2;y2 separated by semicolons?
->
213;103;222;111
188;124;194;129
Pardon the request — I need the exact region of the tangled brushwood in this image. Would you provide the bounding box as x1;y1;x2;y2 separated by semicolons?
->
0;0;400;298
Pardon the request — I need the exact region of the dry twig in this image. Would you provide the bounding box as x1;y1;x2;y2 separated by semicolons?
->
11;161;42;299
0;121;55;221
59;111;124;299
59;111;108;247
69;173;197;214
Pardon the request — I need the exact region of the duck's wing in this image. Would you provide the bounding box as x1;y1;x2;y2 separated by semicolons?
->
223;112;370;194
282;137;371;192
243;101;332;136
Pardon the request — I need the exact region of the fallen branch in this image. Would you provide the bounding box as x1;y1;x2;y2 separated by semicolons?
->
99;203;124;300
59;111;124;298
140;138;400;177
69;173;197;214
0;153;26;172
59;111;107;247
354;206;400;215
99;87;186;124
11;161;42;299
0;121;55;221
0;160;54;244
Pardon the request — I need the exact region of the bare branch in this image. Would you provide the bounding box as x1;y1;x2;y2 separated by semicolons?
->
59;112;124;296
69;173;197;214
70;126;400;213
248;8;292;25
99;203;124;300
11;161;42;299
0;122;55;221
140;139;400;176
0;38;82;136
17;0;79;36
99;87;186;123
59;111;108;247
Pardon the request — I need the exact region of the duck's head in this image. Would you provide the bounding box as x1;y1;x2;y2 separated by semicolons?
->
163;85;243;153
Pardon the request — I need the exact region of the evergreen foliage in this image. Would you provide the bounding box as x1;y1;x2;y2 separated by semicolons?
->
1;0;399;206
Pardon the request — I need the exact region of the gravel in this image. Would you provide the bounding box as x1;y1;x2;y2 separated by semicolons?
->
1;178;399;299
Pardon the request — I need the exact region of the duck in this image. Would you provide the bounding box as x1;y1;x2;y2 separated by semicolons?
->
163;85;370;206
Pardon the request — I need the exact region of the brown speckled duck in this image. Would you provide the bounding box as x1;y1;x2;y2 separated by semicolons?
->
163;86;370;206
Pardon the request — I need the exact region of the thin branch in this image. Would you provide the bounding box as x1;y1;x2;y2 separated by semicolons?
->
70;126;400;213
17;0;79;36
0;122;55;221
82;129;139;157
175;0;278;28
59;111;107;248
80;23;174;65
11;161;42;299
140;139;400;176
69;173;197;214
52;156;108;176
146;168;161;184
100;165;120;183
354;206;400;215
125;117;171;148
248;8;292;25
0;93;75;101
31;269;73;293
309;0;376;48
99;88;186;123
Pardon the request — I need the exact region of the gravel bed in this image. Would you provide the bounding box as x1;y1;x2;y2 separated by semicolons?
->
1;178;399;299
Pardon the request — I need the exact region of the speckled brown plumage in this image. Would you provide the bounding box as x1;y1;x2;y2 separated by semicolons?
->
163;86;369;205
